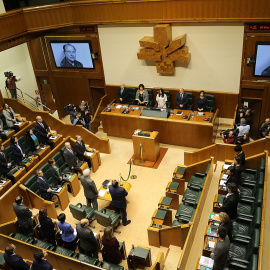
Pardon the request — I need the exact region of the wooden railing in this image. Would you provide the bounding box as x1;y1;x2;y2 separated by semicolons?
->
3;98;111;154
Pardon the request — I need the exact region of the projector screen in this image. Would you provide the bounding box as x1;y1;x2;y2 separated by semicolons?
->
50;41;94;69
253;42;270;77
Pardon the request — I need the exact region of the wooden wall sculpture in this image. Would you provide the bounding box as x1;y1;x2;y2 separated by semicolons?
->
137;24;191;74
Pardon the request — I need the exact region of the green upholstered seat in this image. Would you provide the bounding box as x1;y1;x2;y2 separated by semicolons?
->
182;189;201;206
205;94;215;112
18;136;32;156
94;208;121;232
53;246;77;258
24;175;41;196
186;92;193;110
147;89;153;107
187;175;206;191
11;233;34;243
175;204;196;222
69;203;95;221
52;152;71;174
172;220;188;226
227;229;260;268
77;253;99;265
241;169;257;183
5;146;17;170
0;252;5;267
239;182;258;198
164;90;171;108
232;207;261;240
259;158;265;172
0;114;10;130
33;239;53;250
102;261;124;270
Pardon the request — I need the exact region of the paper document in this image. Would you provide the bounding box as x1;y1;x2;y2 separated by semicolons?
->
220;180;227;186
221;173;228;180
223;164;230;170
197;112;204;116
93;232;98;238
86;152;94;157
208;241;215;248
14;122;22;126
116;105;122;109
199;256;214;268
98;190;106;197
49;136;57;140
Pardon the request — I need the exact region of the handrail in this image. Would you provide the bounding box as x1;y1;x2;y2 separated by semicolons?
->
90;94;107;124
232;103;238;128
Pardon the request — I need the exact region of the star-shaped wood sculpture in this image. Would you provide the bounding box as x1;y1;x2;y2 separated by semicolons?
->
137;24;191;74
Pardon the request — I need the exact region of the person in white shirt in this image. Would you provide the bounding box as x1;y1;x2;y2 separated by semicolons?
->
156;88;167;108
237;118;250;137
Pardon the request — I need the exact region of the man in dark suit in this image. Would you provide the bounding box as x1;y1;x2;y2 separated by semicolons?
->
220;182;239;220
80;168;98;210
10;136;26;165
76;219;98;257
74;135;91;168
175;88;188;110
31;249;53;270
13;196;33;237
109;180;131;226
34;116;51;144
4;244;31;270
63;142;79;171
117;83;129;104
0;144;12;179
36;169;52;201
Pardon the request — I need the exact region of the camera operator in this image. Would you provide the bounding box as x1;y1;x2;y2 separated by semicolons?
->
259;118;270;138
73;113;86;128
222;130;235;144
6;71;18;99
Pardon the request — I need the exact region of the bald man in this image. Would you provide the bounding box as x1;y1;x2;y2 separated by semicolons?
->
76;219;98;257
63;142;79;171
34;116;51;144
117;83;129;104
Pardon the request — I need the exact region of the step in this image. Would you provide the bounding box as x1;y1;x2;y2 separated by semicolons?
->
164;245;182;270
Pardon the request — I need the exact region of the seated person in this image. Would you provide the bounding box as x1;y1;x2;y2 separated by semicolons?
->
259;118;270;138
235;132;249;145
48;158;64;186
102;226;122;264
176;88;188;110
26;129;40;152
4;244;31;270
0;144;12;180
196;90;207;112
210;226;230;270
36;169;52;201
220;182;239;220
2;103;20;132
74;135;91;168
31;249;53;270
237;118;250;137
10;136;26;165
135;84;148;106
57;213;77;251
34;116;51;145
156;88;167;108
219;212;232;242
117;83;129;104
222;130;235;144
63;142;80;171
38;208;56;246
234;145;245;167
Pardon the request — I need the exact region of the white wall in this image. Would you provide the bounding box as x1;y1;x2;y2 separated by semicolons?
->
99;23;244;92
0;0;5;13
0;43;38;99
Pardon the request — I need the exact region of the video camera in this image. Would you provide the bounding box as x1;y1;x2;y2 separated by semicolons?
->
220;129;237;138
4;72;15;78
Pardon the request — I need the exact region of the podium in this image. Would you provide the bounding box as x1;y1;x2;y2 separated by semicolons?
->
132;131;160;162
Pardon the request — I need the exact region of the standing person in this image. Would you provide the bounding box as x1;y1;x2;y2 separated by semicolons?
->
57;213;77;251
31;249;53;270
135;84;148;106
75;135;91;168
0;144;12;180
109;180;131;226
101;226;122;264
36;169;52;201
259;118;270;138
80;168;98;210
175;88;188;110
76;219;98;257
13;196;33;237
10;136;26;165
63;142;80;171
38;208;56;246
210;226;230;270
2;103;19;132
48;159;63;186
117;83;129;104
26;129;40;151
234;145;245;167
219;212;232;242
34;116;51;145
84;109;92;131
6;71;18;99
196;90;207;112
156;88;167;108
4;244;31;270
237;118;250;137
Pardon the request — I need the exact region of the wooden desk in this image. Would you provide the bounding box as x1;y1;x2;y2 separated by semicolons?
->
15;121;29;130
132;131;160;162
35;145;51;160
22;155;39;171
202;235;217;257
1;129;15;140
85;147;101;173
0;179;12;197
62;174;80;197
101;103;218;148
48;134;63;148
97;180;132;201
8;166;26;183
151;209;172;227
52;186;69;211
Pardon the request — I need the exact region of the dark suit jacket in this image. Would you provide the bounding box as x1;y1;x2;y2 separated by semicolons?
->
12;203;33;229
117;87;129;104
109;185;128;208
10;143;25;165
4;253;30;270
35;121;50;144
0;150;11;176
38;216;55;239
176;92;188;109
36;176;51;201
80;176;98;199
31;259;53;270
75;140;87;161
48;166;61;185
220;193;239;220
63;147;78;169
76;223;98;252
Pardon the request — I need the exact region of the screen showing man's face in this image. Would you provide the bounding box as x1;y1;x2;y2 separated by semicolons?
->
64;45;76;63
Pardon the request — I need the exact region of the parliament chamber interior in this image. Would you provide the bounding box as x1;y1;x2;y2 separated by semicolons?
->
0;0;269;269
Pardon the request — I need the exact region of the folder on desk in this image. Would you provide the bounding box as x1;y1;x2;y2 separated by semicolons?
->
199;256;214;268
174;167;186;177
207;226;218;237
209;213;220;222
